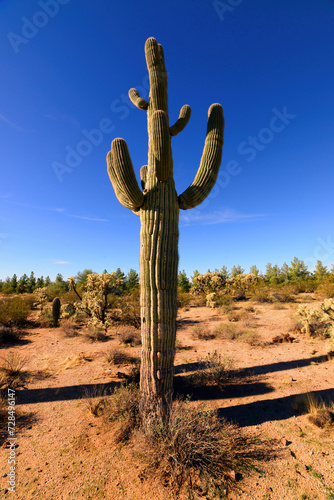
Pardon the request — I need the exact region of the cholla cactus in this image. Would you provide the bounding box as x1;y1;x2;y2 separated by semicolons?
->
33;287;49;313
294;305;323;336
206;292;217;308
106;37;224;410
321;298;334;337
227;273;262;299
74;272;122;330
191;271;227;296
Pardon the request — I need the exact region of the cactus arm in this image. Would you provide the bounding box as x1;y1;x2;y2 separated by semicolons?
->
107;138;144;210
128;88;149;110
170;105;191;137
152;110;171;181
178;103;224;210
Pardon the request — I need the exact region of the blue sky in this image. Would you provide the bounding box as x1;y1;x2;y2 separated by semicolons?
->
1;0;334;281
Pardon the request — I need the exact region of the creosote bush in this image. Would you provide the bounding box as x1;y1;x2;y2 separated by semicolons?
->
0;296;32;327
189;351;235;388
192;325;216;341
104;348;139;366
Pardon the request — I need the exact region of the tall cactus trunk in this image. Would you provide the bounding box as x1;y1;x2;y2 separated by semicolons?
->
107;37;224;415
140;178;179;409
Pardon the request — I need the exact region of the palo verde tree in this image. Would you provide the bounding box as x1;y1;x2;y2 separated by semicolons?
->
107;37;224;413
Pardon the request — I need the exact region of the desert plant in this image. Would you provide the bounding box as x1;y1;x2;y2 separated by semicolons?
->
191;325;216;341
52;297;61;327
0;296;32;327
321;298;334;337
119;330;142;346
106;37;224;413
0;325;24;344
0;352;29;389
213;322;239;340
190;351;234;387
82;385;110;417
104;348;139;366
70;272;123;330
294;305;326;337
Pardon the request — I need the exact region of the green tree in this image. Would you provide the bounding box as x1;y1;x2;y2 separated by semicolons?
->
125;268;140;291
178;270;190;293
36;276;45;288
220;265;230;278
27;271;36;293
314;260;328;280
289;257;309;281
45;276;51;286
250;265;259;276
280;262;290;281
10;274;18;292
75;269;93;287
231;265;244;278
18;274;28;293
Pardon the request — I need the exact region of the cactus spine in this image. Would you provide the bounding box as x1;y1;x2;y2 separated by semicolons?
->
52;297;61;327
107;37;224;411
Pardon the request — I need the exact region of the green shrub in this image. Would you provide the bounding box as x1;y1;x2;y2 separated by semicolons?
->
190;351;234;387
191;325;216;340
0;296;32;327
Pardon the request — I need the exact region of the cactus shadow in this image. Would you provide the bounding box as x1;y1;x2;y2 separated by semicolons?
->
217;388;334;427
16;381;121;405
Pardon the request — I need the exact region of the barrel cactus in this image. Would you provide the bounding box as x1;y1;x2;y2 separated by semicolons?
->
107;37;224;412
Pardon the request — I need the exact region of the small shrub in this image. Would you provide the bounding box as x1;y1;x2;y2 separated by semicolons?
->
104;348;139;366
292;392;334;427
120;330;141;346
190;351;234;387
61;320;80;338
317;281;334;299
82;385;110;417
213;322;239;340
0;325;24;344
0;296;32;327
136;398;267;497
191;325;216;340
251;286;273;303
0;352;29;389
105;383;140;442
238;328;263;347
84;327;109;342
271;288;296;303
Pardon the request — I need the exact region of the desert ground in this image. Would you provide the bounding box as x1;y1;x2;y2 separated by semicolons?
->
0;295;333;500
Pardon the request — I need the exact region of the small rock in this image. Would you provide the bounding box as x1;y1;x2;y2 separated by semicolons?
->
266;486;273;492
281;437;290;446
3;473;8;477
229;470;237;481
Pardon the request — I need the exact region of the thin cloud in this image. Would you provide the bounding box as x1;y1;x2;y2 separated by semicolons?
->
0;113;34;133
0;197;108;222
54;260;70;265
180;209;270;226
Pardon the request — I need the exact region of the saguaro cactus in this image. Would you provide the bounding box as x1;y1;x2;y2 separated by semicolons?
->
107;37;224;411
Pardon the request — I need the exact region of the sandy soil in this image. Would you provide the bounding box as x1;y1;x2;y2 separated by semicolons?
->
0;296;333;499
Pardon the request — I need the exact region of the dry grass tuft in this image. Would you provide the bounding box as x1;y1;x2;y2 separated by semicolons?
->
119;330;142;346
82;385;110;417
189;351;235;388
292;392;334;427
0;352;29;389
104;348;139;366
59;352;94;370
191;325;216;340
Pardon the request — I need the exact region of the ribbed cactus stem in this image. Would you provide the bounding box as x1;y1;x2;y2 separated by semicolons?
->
128;88;148;110
106;37;224;413
178;103;224;209
52;297;61;327
170;104;191;137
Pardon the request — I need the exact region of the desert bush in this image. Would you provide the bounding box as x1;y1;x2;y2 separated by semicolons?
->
213;322;239;340
191;325;216;341
0;296;32;327
84;327;109;342
190;351;234;387
105;383;141;442
292;393;334;427
61;320;80;338
251;286;273;303
137;397;264;497
317;281;334;299
119;330;142;346
321;299;334;337
238;328;263;346
0;325;24;344
294;305;328;337
104;348;139;366
114;293;141;328
271;286;296;303
82;385;110;417
177;290;191;308
0;352;29;389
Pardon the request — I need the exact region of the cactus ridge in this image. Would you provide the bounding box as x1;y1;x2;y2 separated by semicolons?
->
107;37;224;408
